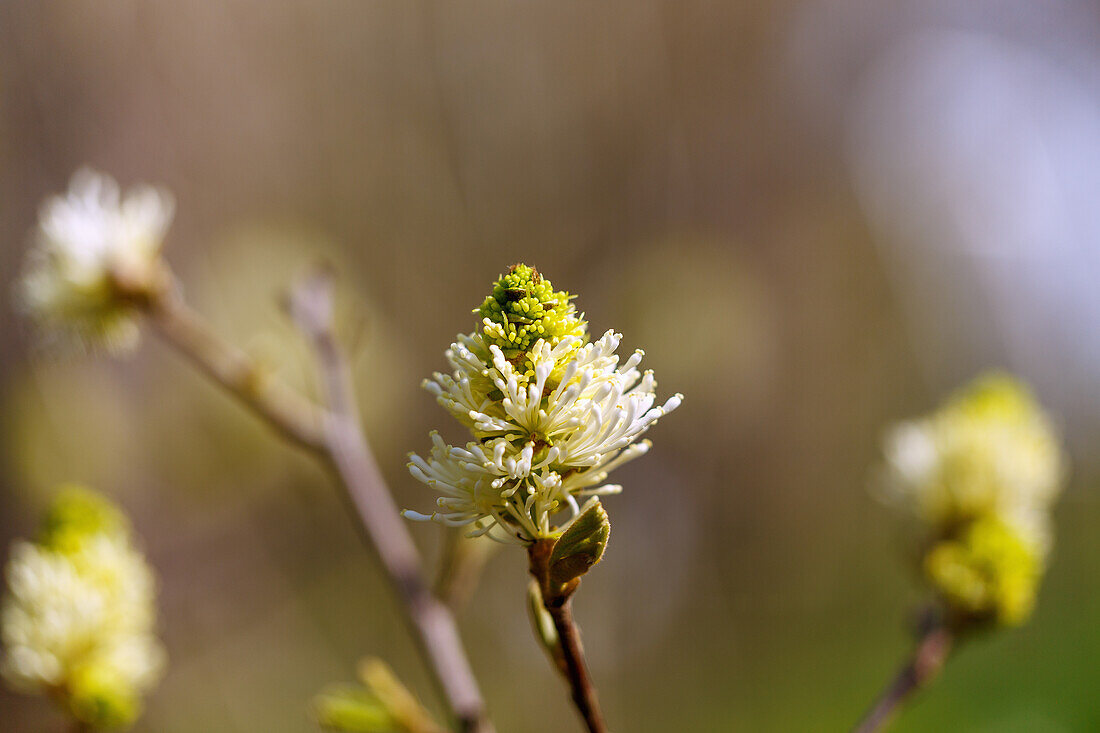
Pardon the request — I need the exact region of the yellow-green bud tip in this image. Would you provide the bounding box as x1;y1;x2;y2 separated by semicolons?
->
475;263;586;355
67;660;141;730
39;484;129;554
948;371;1042;424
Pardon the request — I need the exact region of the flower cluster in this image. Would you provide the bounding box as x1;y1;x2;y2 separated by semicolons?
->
475;263;586;359
879;373;1065;626
1;486;165;729
18;168;174;352
405;264;681;543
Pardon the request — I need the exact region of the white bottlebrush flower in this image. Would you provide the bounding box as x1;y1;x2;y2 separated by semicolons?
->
1;487;165;729
17;168;175;351
406;265;681;543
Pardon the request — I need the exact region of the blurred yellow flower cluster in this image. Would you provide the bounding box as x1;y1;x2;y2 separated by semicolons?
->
1;486;165;729
880;373;1065;626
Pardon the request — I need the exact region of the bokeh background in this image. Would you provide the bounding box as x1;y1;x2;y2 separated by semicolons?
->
3;2;1100;731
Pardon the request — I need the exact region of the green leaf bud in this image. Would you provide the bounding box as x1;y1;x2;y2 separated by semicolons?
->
548;498;610;590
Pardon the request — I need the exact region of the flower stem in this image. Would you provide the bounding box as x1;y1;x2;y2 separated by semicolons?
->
546;599;608;733
527;541;608;733
852;621;953;733
144;276;493;733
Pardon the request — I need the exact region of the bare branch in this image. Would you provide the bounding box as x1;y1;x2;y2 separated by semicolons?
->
143;273;492;733
147;289;327;454
288;269;492;733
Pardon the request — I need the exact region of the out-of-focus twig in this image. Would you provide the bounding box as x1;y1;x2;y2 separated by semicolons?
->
147;288;326;454
144;275;493;733
288;270;492;733
852;616;953;733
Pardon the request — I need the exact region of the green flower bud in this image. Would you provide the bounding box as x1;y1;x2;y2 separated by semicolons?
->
924;515;1041;627
39;484;129;554
475;263;586;358
951;372;1041;423
67;660;141;730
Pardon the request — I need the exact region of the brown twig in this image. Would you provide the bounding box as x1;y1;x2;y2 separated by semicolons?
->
288;271;491;733
546;601;607;733
852;620;953;733
144;276;493;733
528;541;608;733
147;288;326;454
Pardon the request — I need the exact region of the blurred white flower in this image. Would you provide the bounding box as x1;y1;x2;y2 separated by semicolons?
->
406;265;681;543
18;168;174;351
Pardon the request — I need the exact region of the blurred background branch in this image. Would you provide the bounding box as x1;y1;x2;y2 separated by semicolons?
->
148;283;327;454
288;269;492;733
853;615;952;733
138;268;493;732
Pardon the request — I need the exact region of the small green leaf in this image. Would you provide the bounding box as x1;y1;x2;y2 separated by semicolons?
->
548;498;610;588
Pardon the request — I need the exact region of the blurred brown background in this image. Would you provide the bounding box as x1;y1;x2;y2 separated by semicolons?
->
2;2;1100;731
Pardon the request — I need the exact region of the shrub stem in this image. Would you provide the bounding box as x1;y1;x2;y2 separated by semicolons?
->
528;540;608;733
145;274;493;733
